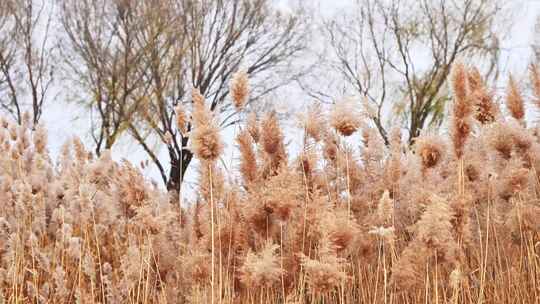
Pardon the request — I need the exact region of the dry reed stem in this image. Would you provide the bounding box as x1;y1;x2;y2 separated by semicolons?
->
0;65;538;303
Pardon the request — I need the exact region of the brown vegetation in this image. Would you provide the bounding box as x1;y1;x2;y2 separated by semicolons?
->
0;65;539;303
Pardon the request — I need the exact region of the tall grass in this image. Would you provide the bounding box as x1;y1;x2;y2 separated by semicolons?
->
0;64;539;303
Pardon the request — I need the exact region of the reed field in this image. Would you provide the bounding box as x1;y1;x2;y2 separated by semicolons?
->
0;64;539;303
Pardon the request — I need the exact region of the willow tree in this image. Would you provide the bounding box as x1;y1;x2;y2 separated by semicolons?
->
60;0;309;192
60;0;158;155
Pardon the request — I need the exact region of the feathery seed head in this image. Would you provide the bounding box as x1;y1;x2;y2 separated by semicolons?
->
415;134;446;170
451;63;473;158
236;128;258;185
240;242;283;289
506;75;525;121
230;70;249;110
467;67;483;93
529;63;540;109
246;112;260;143
175;104;188;134
330;98;361;136
261;111;283;155
467;68;498;124
298;102;325;142
377;190;394;225
190;89;223;162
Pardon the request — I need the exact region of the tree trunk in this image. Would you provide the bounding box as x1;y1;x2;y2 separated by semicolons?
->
166;149;193;193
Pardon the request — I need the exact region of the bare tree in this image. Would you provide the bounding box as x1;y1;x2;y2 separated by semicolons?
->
132;0;309;193
313;0;505;145
0;0;54;125
60;0;159;155
60;0;309;192
123;0;190;191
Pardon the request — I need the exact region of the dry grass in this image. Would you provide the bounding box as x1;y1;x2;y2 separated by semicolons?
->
0;65;539;303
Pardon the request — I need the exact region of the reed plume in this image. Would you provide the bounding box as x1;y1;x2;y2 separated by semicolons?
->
175;104;188;134
0;64;539;304
468;68;498;124
237;128;258;185
246;112;260;143
506;74;525;122
190;89;224;162
260;111;287;177
330;98;361;136
529;64;540;109
230;70;249;110
240;242;283;289
299;102;325;142
415;133;446;171
450;63;473;158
